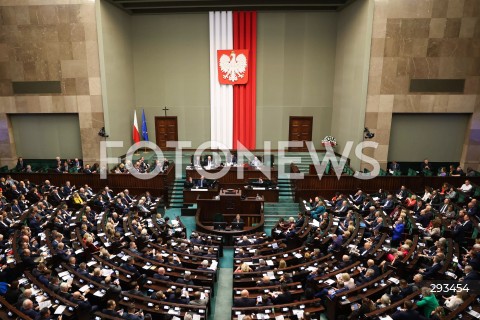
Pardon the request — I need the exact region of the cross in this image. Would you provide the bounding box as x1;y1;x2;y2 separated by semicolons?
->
163;106;169;116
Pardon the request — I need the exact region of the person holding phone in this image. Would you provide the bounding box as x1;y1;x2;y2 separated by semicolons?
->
122;305;144;320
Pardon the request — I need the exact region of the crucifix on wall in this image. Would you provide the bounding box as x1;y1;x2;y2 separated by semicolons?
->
163;106;170;116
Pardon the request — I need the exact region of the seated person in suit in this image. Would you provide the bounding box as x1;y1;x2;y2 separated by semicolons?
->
255;259;270;272
168;287;190;304
421;159;432;173
122;305;144;320
226;153;237;165
335;200;349;217
389;160;401;174
192;155;202;167
460;265;480;282
189;291;209;306
231;214;244;230
391;300;427;320
102;299;120;317
234;290;256;307
153;267;170;281
250;156;262;167
271;283;293;305
381;194;395;214
196;176;209;188
419;255;443;279
256;275;274;287
176;271;194;285
19;299;39;319
16;157;26;172
203;155;215;168
184;176;194;189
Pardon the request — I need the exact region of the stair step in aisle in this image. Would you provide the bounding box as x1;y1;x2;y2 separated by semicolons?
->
263;178;298;234
169;178;185;208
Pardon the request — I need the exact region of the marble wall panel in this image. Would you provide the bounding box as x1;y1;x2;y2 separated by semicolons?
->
363;0;480;170
0;2;104;166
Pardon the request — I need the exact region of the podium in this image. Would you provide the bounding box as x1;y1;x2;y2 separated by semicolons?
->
195;189;265;245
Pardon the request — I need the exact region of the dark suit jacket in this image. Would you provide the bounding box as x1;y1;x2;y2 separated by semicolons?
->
184;181;194;189
382;199;394;211
19;308;38;319
391;309;427;320
463;271;480;281
153;274;170;281
272;292;293;305
176;278;194;286
422;263;442;279
234;297;256;307
123;312;144;320
352;194;365;205
295;217;305;228
101;309;118;317
196;179;209;188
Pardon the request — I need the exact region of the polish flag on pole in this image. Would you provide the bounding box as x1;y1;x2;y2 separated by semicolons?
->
132;110;141;143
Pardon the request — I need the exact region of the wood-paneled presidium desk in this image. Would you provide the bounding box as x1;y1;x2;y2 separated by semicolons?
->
195;189;265;245
185;165;279;203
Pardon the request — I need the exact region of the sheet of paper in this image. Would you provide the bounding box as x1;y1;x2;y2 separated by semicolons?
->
55;305;66;315
93;290;105;297
209;260;218;271
79;284;90;292
102;269;114;277
292;310;304;318
58;271;69;277
39;300;51;309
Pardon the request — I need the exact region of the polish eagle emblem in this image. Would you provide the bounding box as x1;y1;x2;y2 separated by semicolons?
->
217;49;249;85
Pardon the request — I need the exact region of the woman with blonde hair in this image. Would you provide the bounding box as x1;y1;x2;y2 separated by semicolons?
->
443;290;466;310
405;194;416;208
72;192;83;205
417;287;439;318
99;247;111;259
234;262;253;273
341;273;355;289
277;259;287;269
376;294;391;308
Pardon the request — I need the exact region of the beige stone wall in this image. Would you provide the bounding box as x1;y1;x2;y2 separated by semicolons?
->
363;0;480;170
0;0;104;167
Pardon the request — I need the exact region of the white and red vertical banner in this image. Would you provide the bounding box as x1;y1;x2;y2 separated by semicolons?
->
132;110;140;143
209;11;233;149
209;11;256;150
233;11;256;150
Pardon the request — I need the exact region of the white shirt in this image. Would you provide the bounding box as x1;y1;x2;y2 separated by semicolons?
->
422;192;431;202
460;184;472;192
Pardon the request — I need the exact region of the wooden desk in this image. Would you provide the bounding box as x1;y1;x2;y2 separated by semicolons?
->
186;166;278;187
196;190;264;220
243;186;279;202
292;175;480;200
8;163;176;202
183;187;219;204
184;187;279;204
195;190;265;245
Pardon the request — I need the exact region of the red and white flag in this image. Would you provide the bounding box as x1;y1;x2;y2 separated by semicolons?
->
209;11;257;149
132;110;140;143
